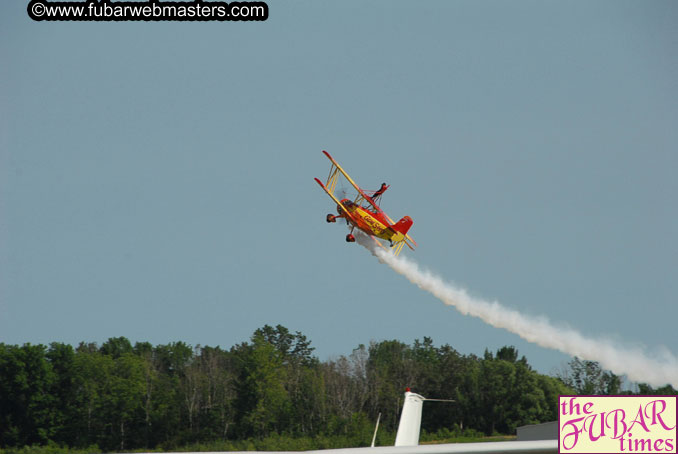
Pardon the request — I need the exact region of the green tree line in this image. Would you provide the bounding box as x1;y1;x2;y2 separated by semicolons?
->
1;325;675;452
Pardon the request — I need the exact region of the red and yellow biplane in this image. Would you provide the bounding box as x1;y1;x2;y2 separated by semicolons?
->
314;150;416;256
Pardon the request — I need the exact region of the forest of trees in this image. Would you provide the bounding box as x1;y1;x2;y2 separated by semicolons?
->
1;325;675;453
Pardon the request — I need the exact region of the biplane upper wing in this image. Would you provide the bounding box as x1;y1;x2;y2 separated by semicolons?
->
321;151;418;250
321;150;385;214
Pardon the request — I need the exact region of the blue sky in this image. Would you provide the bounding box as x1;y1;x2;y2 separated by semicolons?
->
1;1;676;379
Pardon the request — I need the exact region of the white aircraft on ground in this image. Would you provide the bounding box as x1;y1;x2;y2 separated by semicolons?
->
132;389;557;454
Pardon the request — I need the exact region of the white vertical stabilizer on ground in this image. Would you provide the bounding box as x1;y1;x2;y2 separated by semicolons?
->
128;388;557;454
395;389;426;447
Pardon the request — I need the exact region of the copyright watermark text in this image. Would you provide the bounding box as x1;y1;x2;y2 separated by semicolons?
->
28;0;268;22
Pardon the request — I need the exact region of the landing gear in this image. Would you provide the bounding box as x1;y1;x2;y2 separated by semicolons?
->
345;233;356;243
326;214;337;223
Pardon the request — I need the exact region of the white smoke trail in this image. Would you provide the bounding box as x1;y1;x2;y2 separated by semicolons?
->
357;234;678;388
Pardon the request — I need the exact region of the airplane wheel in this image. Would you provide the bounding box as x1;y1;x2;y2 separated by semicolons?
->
326;214;336;223
346;234;356;243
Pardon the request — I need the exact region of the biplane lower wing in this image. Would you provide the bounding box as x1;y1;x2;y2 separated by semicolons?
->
314;177;360;226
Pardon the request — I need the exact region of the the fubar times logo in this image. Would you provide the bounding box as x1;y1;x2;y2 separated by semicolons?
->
559;396;677;454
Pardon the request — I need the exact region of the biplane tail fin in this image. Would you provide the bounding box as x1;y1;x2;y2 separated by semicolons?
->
391;216;413;236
